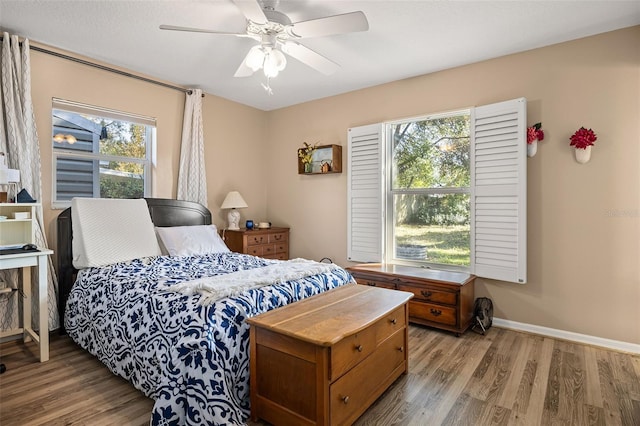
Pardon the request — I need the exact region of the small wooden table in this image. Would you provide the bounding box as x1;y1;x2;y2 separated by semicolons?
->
0;249;53;362
247;284;413;426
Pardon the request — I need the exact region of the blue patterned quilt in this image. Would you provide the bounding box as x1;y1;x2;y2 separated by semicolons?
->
65;253;354;425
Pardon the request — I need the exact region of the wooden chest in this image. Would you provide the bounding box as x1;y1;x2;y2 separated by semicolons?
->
247;284;413;425
346;264;475;336
221;227;289;260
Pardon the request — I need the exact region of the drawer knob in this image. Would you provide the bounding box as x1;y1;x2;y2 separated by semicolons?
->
430;308;442;317
366;281;376;287
356;344;363;352
398;346;404;353
421;290;433;298
342;396;350;404
390;318;397;325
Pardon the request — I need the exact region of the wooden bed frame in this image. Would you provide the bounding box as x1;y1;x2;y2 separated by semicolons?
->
56;198;212;333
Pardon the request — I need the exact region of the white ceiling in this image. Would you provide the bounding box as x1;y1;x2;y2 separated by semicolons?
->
1;1;639;111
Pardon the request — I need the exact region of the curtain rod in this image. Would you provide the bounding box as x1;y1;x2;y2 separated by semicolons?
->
1;35;204;97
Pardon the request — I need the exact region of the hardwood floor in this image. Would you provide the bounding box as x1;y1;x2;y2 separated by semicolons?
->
1;326;638;425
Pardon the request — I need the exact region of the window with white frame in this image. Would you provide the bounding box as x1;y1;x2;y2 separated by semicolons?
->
348;98;527;283
387;110;471;269
51;98;154;208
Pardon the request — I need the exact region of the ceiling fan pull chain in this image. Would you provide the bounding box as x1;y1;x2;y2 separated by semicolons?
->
261;78;274;95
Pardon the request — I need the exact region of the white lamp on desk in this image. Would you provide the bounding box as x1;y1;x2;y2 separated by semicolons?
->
0;156;20;203
221;191;248;230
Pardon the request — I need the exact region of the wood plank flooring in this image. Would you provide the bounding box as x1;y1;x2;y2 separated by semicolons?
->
1;326;638;425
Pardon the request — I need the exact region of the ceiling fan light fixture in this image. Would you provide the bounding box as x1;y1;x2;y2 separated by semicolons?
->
261;47;287;78
245;46;266;71
263;57;280;78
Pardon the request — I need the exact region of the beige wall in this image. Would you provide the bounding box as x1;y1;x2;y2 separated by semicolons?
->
29;44;268;258
27;27;639;344
265;26;640;344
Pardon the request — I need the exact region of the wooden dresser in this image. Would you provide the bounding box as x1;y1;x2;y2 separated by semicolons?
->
221;227;289;260
247;284;413;426
346;264;475;336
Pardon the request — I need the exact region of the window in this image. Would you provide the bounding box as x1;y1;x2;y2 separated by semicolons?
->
52;99;155;208
387;111;471;268
348;98;527;283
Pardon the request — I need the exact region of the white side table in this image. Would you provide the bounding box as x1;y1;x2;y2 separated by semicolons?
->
0;248;53;362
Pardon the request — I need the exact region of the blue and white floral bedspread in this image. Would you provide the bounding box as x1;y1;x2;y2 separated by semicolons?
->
65;253;354;425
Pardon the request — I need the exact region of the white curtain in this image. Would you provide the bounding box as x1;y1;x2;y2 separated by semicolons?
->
0;33;59;330
177;89;207;206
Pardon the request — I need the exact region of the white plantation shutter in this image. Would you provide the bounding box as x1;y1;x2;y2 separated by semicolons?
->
347;124;384;262
471;98;527;283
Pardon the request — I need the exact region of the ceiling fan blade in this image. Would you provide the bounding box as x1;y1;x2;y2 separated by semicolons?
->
281;41;340;75
159;24;253;37
288;11;369;39
232;0;268;24
234;57;256;78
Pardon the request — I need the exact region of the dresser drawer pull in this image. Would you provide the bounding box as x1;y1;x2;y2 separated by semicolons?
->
366;281;376;286
253;237;264;244
390;318;397;325
398;346;404;353
273;234;282;241
355;344;363;352
342;396;350;404
430;308;442;317
421;290;433;298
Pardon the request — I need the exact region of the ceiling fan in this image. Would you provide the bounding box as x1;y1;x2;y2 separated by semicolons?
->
160;0;368;91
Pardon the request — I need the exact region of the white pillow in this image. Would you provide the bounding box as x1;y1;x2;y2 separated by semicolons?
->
72;198;162;269
155;225;230;256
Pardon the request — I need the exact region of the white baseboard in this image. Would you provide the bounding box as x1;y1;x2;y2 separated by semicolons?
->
492;317;640;354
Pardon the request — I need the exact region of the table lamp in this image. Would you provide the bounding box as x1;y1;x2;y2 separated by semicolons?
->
221;191;248;230
0;154;20;203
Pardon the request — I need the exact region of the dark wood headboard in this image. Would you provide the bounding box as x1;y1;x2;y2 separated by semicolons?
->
57;198;212;333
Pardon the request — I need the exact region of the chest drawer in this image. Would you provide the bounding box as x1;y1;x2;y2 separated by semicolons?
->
409;301;457;326
330;330;406;426
357;278;395;290
331;326;376;381
397;284;457;306
374;305;406;346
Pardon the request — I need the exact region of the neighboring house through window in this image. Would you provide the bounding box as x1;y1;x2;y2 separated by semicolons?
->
348;98;527;283
51;98;155;208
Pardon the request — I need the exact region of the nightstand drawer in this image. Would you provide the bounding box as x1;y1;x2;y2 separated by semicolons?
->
248;234;268;245
409;301;456;326
247;245;264;256
268;232;288;243
262;244;278;256
397;284;457;306
263;253;288;260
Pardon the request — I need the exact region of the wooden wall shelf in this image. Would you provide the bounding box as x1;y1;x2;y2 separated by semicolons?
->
297;144;342;175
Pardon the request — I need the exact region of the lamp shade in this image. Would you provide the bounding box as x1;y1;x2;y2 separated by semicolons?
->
7;169;20;183
0;168;8;185
221;191;248;210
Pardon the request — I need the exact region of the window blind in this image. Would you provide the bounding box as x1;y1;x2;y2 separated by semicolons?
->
471;98;527;283
347;124;384;262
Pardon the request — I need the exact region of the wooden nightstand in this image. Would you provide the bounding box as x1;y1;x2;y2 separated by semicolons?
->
221;227;289;260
